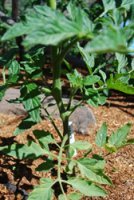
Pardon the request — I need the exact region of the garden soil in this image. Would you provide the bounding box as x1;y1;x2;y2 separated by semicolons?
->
0;92;133;200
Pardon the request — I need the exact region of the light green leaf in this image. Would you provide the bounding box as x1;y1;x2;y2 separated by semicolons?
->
121;0;134;7
102;0;116;14
58;192;82;200
85;27;127;53
67;178;107;197
28;178;54;200
77;158;112;185
70;141;92;150
95;123;107;147
108;123;131;148
83;75;100;86
0;141;46;159
115;53;128;73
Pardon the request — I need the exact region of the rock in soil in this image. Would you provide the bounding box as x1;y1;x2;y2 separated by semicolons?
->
0;88;96;134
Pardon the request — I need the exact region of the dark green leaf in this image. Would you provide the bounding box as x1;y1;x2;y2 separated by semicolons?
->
21;83;41;122
36;159;54;172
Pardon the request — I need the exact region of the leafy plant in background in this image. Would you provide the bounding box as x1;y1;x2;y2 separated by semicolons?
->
0;0;134;199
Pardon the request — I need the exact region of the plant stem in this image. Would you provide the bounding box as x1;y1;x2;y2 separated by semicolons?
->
57;135;68;200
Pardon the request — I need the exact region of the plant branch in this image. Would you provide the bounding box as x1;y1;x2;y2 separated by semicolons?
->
43;107;63;140
57;135;68;199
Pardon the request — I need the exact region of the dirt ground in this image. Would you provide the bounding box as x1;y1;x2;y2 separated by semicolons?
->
0;93;134;200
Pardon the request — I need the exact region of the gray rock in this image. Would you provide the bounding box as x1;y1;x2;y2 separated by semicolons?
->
41;97;96;135
0;88;26;116
0;88;96;134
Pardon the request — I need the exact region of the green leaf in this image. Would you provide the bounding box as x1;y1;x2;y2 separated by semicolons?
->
36;159;54;172
58;192;82;200
21;83;41;122
0;141;46;159
67;178;107;197
8;60;20;75
70;141;92;151
28;178;54;200
83;75;100;86
107;75;134;94
121;0;134;8
85;26;128;53
77;158;112;185
115;53;128;73
67;69;83;90
95;123;107;147
33;130;55;149
2;5;93;47
102;0;116;14
108;123;131;148
14;117;36;135
77;44;95;71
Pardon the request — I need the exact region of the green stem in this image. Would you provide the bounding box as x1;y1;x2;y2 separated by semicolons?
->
57;135;68;199
44;107;63;140
2;66;6;84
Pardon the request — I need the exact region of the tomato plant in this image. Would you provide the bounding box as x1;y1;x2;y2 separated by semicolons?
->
0;0;134;199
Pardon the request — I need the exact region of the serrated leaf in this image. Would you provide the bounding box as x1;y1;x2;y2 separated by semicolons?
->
67;69;83;90
70;141;92;150
85;27;127;53
2;5;93;47
28;178;54;200
77;158;112;185
108;123;131;148
0;141;46;159
67;178;107;197
107;75;134;94
95;123;107;147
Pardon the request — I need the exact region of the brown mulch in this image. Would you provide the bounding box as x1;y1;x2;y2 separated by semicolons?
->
0;94;134;200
